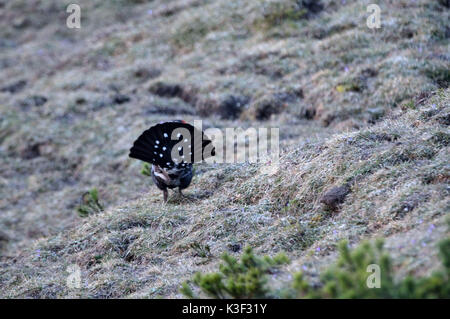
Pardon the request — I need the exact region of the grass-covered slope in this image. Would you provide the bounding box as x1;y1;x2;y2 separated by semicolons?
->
1;89;448;298
0;0;449;298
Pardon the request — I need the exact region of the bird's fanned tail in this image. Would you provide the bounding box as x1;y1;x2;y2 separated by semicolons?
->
129;121;215;169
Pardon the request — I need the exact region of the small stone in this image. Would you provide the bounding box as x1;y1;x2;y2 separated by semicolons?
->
228;243;241;252
320;184;351;211
113;94;131;104
218;95;250;120
1;79;27;94
19;95;47;108
133;68;161;81
149;82;183;98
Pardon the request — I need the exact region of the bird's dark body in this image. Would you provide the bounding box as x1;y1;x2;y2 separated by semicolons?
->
151;163;193;191
129;120;214;202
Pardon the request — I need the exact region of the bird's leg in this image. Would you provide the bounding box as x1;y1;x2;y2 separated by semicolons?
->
163;189;168;203
178;188;189;198
178;188;194;201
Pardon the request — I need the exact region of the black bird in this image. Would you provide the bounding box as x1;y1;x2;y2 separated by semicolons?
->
129;121;215;202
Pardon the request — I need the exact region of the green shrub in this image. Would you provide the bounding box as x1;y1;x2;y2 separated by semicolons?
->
141;163;152;177
190;242;212;258
180;247;289;298
182;239;450;298
424;66;450;88
171;17;212;49
253;0;324;32
294;239;450;298
76;188;104;217
253;1;307;31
